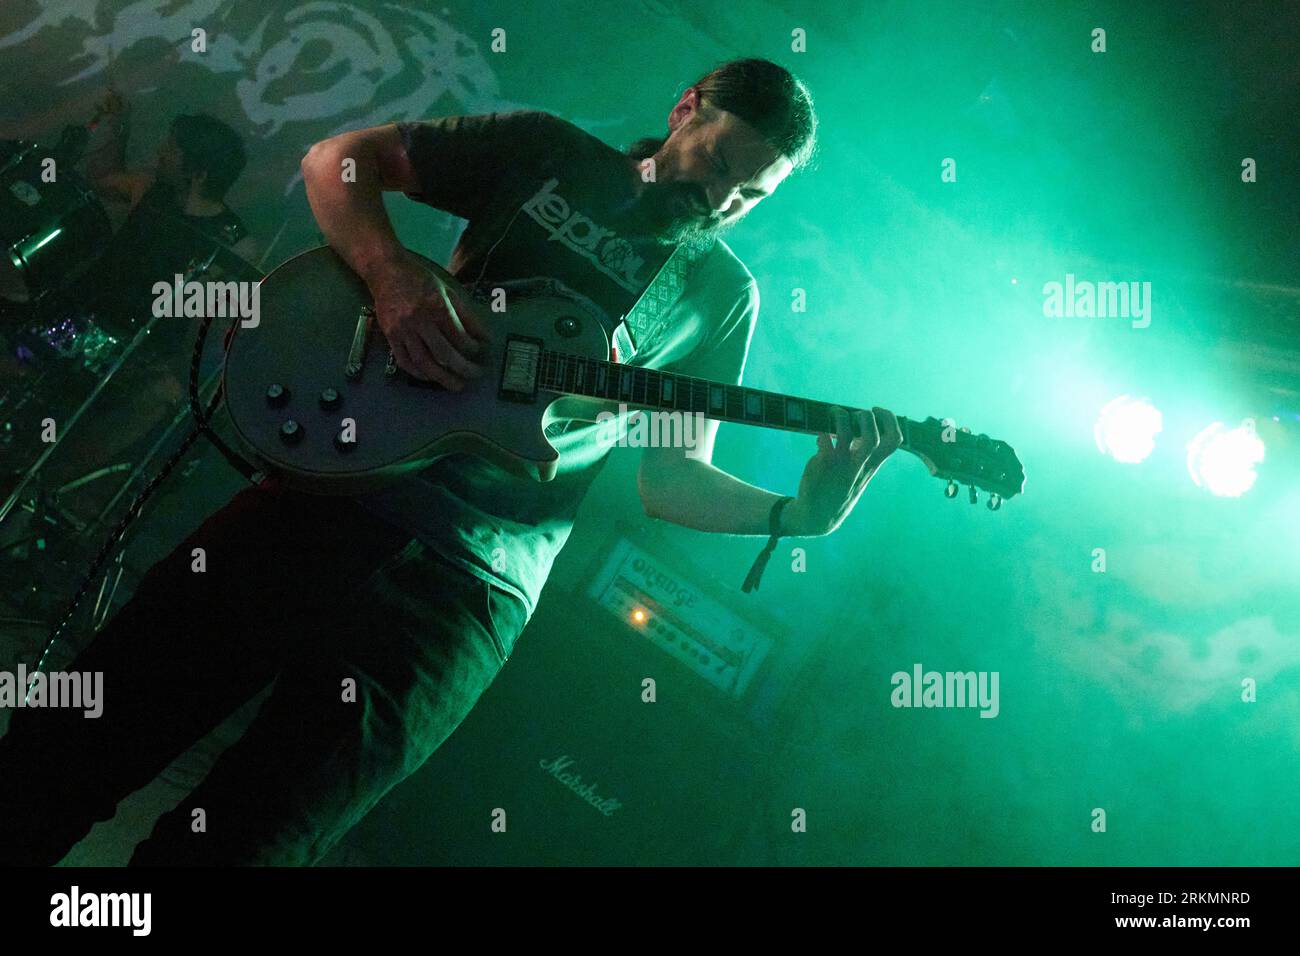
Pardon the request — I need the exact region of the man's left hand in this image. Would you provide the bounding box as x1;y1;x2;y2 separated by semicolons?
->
781;406;903;536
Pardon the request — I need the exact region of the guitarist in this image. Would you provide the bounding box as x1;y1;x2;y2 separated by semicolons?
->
0;57;902;865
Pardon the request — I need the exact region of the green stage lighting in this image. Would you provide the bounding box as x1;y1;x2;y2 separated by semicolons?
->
1186;420;1265;497
1094;395;1162;464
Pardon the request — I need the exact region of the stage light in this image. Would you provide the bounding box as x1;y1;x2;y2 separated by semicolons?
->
1094;395;1162;463
1186;420;1264;497
29;227;62;253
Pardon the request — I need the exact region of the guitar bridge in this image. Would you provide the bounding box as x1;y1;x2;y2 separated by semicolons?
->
499;335;543;403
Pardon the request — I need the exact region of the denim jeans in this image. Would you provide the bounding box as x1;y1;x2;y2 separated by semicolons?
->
0;484;528;865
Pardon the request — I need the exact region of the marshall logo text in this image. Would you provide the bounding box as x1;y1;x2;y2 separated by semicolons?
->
539;754;623;817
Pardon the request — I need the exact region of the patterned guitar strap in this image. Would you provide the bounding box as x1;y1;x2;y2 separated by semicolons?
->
612;239;706;362
614;239;774;593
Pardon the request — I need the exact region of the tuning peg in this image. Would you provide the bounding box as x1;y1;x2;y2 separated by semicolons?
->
944;480;959;498
967;484;978;504
987;493;1002;511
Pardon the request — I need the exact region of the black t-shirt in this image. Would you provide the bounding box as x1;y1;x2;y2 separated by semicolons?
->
359;110;759;615
73;180;249;334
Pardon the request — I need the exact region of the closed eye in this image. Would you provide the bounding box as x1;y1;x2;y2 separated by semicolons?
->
711;148;769;200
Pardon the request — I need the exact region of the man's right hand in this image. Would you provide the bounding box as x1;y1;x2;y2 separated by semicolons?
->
366;250;491;389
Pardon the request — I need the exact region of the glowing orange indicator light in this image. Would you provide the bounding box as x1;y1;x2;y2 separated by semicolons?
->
631;609;647;624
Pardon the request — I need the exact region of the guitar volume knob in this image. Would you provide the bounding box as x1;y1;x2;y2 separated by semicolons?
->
279;419;304;445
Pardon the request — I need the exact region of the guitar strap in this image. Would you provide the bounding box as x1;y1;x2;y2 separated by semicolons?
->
613;238;710;362
617;237;779;595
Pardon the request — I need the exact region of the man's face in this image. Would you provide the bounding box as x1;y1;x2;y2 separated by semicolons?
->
631;91;793;249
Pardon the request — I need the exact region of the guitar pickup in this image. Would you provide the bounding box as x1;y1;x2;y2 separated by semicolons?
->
345;306;374;380
499;335;543;403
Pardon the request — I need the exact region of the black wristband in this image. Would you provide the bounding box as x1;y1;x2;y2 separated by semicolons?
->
741;496;796;593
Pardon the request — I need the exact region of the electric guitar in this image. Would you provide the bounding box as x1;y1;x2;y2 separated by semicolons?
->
222;246;1026;507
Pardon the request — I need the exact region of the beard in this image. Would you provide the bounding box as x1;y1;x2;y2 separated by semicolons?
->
623;178;733;253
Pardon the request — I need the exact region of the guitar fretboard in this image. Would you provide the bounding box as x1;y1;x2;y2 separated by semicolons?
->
536;349;914;444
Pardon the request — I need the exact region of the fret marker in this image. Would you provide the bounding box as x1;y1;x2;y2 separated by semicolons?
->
787;400;805;422
710;385;724;410
745;393;762;417
661;378;673;402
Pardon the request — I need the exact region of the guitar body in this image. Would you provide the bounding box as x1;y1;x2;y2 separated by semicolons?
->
225;247;1025;504
223;246;611;494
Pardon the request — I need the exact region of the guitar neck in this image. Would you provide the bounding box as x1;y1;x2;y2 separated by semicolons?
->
537;349;917;447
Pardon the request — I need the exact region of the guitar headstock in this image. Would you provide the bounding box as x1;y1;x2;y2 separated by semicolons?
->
902;416;1026;509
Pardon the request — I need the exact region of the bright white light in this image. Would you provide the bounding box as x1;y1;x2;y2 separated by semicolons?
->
1094;395;1163;464
1187;420;1265;497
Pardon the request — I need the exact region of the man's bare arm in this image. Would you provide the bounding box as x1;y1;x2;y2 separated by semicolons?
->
82;90;130;185
300;124;418;286
637;417;783;535
300;124;488;388
638;407;903;538
91;171;149;207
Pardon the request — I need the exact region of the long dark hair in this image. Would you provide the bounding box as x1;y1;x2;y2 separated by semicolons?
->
628;57;818;170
